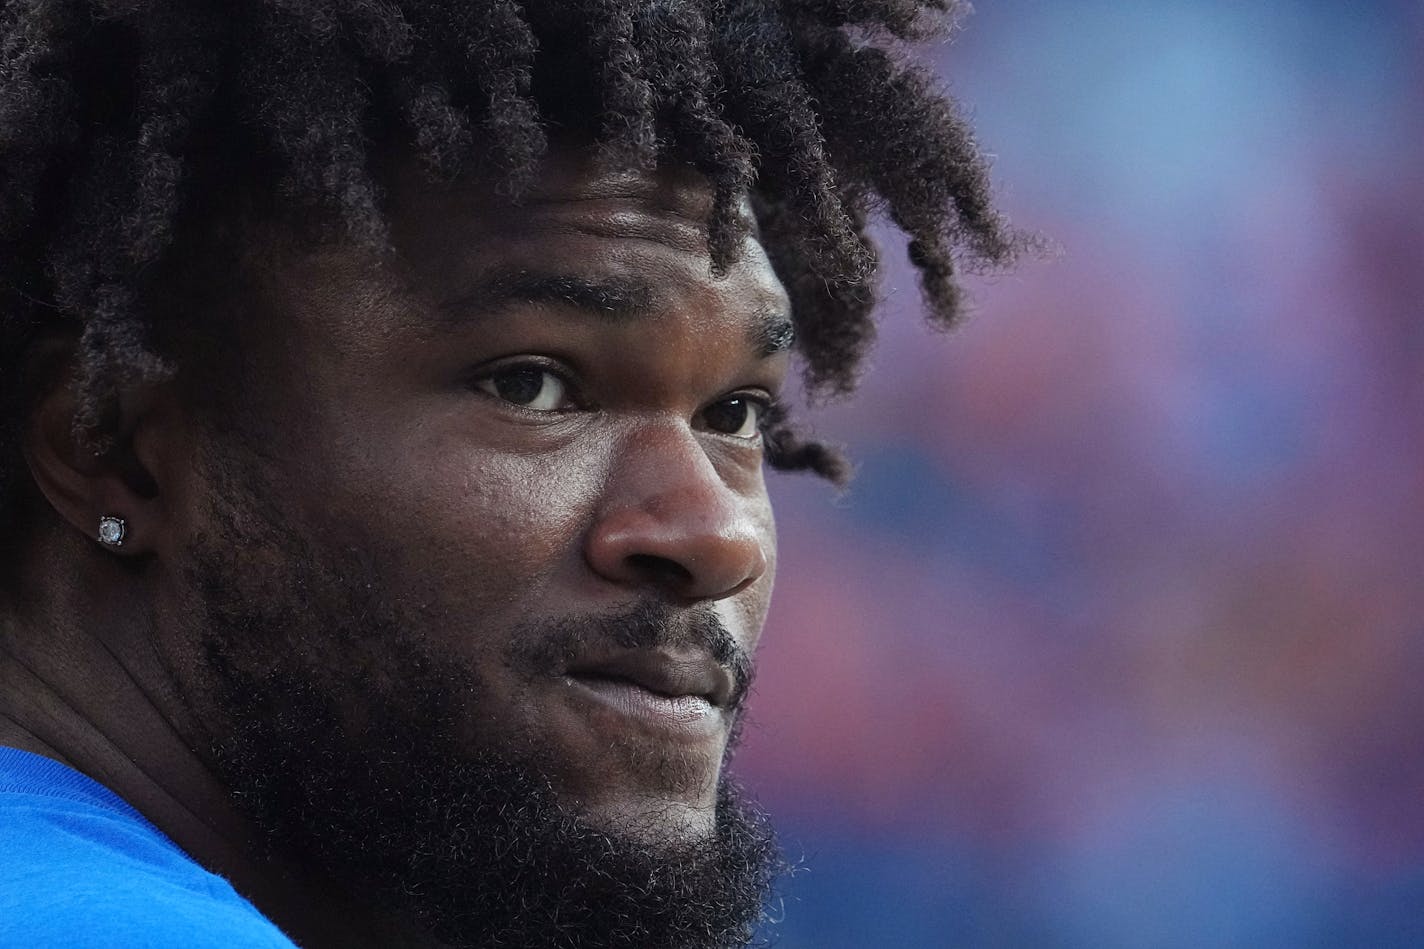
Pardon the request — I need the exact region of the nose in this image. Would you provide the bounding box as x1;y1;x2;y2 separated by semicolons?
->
584;423;769;603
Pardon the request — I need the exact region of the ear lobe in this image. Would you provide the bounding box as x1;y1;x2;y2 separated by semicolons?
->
22;350;171;557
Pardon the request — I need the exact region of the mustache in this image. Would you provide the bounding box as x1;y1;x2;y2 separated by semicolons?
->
506;601;755;711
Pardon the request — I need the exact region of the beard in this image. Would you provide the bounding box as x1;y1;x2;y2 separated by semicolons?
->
177;454;781;949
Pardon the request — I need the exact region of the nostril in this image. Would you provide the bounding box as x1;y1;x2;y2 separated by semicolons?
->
626;553;694;590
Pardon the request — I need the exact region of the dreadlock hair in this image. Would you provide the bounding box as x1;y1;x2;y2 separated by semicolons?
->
0;0;1026;551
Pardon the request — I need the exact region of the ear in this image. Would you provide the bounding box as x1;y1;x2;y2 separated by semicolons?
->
21;342;179;557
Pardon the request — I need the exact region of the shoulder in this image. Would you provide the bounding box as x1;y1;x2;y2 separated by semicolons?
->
0;789;297;948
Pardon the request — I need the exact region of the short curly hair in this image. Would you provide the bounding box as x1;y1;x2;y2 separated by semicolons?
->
0;0;1024;550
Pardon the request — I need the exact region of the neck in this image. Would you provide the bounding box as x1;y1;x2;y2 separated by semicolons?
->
0;532;410;948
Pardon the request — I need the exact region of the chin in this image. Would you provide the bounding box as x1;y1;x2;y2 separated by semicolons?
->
573;790;722;843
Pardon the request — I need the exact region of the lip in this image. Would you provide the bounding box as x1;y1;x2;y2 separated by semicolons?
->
561;649;733;741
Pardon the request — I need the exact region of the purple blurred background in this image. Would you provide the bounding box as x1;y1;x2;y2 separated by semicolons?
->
738;2;1424;945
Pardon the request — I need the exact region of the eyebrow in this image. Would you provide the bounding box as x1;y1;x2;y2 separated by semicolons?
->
436;268;797;356
754;316;796;357
440;270;655;317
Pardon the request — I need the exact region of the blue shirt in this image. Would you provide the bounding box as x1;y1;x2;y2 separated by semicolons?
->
0;747;297;948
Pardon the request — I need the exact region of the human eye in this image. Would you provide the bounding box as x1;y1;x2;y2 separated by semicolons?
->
471;362;576;412
701;393;774;440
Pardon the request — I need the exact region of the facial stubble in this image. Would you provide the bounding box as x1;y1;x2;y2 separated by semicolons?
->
176;454;780;949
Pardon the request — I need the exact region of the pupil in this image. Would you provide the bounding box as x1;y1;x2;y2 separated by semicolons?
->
494;369;544;405
708;399;749;433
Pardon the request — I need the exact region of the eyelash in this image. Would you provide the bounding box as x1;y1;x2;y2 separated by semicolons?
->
468;359;781;440
467;359;582;410
713;392;779;441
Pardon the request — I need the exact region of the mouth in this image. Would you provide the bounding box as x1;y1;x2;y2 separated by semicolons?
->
561;649;734;740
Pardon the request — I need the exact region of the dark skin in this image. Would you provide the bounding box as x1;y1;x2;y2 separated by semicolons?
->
0;150;790;945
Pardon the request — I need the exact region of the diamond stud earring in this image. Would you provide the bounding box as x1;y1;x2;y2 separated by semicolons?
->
97;516;127;548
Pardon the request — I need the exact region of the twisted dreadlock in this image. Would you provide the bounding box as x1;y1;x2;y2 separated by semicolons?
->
0;0;1025;542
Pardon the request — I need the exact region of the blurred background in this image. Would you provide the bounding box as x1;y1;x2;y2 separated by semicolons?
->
739;2;1424;946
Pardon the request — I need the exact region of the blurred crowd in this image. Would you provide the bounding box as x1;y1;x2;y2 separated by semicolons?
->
741;2;1424;945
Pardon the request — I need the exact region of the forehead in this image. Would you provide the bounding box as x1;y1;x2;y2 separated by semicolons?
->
231;151;790;351
388;148;740;246
380;151;788;320
223;152;793;395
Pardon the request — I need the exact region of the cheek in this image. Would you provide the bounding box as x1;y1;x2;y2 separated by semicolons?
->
325;434;605;620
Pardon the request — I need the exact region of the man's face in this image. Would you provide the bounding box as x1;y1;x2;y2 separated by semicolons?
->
148;152;789;945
